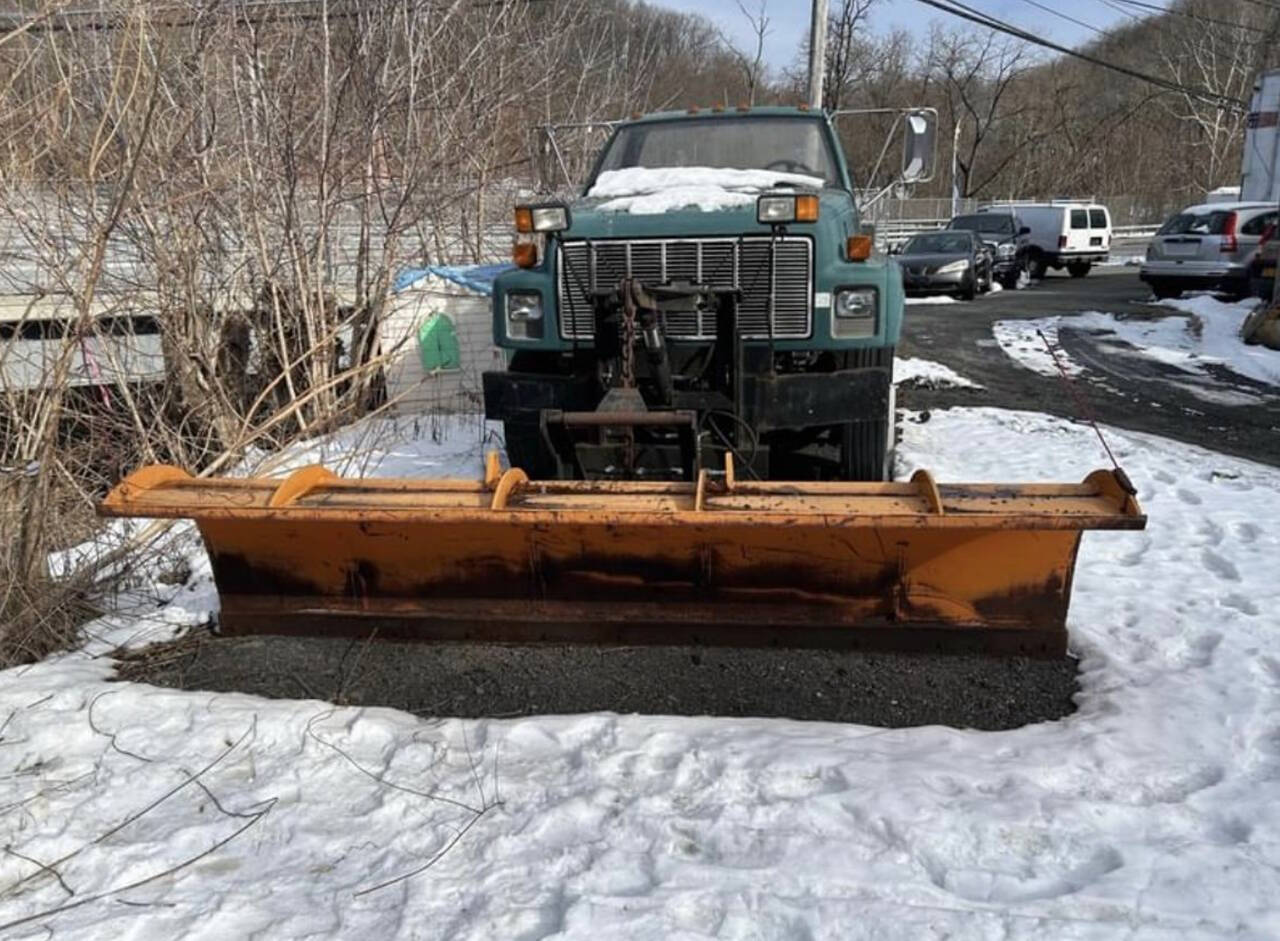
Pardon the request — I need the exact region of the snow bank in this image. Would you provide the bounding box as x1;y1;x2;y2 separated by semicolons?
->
996;300;1280;387
1154;294;1280;385
588;166;824;215
4;409;1280;937
904;295;958;305
895;357;984;389
993;316;1086;377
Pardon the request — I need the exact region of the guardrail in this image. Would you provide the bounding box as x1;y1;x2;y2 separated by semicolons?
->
872;218;1159;249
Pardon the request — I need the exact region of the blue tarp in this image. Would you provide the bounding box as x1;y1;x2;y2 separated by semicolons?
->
393;263;513;296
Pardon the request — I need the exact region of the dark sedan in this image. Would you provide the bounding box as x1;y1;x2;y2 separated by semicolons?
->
895;230;992;300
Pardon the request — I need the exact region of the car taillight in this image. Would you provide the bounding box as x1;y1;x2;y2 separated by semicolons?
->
1058;234;1067;249
1221;212;1238;253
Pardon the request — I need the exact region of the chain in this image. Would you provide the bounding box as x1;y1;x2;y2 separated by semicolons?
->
620;277;637;389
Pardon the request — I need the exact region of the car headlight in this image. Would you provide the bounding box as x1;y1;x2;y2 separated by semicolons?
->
832;287;877;339
505;291;543;340
936;259;970;274
996;243;1016;259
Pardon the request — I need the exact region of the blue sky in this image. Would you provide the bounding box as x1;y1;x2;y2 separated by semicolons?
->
651;0;1157;73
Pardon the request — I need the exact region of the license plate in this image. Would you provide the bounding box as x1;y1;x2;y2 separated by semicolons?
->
1265;266;1276;278
1164;241;1199;256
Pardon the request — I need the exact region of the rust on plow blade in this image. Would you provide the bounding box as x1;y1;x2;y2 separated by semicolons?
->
98;456;1146;657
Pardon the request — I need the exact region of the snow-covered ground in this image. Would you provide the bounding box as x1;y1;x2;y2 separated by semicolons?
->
905;295;959;306
587;167;825;215
994;295;1280;388
895;357;984;390
3;408;1280;938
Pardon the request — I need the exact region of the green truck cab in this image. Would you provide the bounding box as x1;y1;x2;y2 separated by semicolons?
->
482;106;925;482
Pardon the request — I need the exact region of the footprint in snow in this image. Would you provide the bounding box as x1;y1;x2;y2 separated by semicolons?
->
1207;815;1253;845
1253;727;1280;758
1222;593;1260;617
1197;518;1224;546
1257;656;1280;686
1201;549;1241;582
1177;488;1203;506
922;845;1125;904
1233;521;1261;544
1179;631;1223;669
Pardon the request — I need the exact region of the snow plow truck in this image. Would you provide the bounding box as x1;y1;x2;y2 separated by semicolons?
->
100;106;1145;656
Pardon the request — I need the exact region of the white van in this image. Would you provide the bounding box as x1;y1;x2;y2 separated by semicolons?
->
978;201;1111;279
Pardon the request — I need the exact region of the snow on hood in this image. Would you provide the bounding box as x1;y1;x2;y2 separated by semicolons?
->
587;166;825;215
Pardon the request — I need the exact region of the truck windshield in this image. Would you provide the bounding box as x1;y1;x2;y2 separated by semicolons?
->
593;117;841;187
948;214;1014;237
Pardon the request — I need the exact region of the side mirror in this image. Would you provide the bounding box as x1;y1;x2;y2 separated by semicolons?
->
901;109;937;184
1018;226;1031;236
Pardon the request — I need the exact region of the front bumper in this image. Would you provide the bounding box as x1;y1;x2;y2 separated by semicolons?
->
903;270;968;294
483;365;891;432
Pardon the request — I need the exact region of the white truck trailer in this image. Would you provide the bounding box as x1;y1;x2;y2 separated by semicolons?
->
1242;70;1280;204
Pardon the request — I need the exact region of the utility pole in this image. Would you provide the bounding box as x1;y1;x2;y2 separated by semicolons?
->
951;116;963;218
808;0;829;110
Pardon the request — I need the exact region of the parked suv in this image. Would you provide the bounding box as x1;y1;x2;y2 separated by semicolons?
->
946;211;1027;288
1141;201;1278;299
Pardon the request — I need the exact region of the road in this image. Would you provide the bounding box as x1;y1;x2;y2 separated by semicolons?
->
116;267;1280;726
898;266;1280;467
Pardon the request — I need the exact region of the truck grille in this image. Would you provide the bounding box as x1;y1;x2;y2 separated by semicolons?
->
557;237;812;341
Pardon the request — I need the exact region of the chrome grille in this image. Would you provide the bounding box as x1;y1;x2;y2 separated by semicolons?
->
557;237;812;340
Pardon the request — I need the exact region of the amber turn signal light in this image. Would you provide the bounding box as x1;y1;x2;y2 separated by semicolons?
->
514;207;533;234
513;242;537;268
846;235;872;261
795;194;819;223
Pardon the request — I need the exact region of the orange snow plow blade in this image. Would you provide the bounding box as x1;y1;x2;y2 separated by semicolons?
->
98;456;1145;656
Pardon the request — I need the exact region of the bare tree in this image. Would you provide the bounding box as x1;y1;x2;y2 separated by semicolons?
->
822;0;876;111
1156;0;1275;193
717;1;771;106
926;28;1031;198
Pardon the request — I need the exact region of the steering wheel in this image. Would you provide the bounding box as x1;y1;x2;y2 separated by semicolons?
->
764;158;816;175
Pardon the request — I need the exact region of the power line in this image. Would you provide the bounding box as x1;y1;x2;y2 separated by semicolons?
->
1015;0;1106;35
1110;0;1267;34
914;0;1249;110
1094;0;1143;21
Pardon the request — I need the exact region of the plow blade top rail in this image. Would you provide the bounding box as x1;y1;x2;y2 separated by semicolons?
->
99;457;1146;656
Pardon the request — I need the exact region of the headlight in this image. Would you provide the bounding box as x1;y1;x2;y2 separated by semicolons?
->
996;243;1016;259
514;203;571;233
756;193;819;225
936;259;970;274
832;287;877;339
505;291;543;340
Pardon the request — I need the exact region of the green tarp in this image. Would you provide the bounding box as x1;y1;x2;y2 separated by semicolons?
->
417;313;461;372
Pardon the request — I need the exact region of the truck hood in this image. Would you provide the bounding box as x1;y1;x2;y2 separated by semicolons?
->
564;166;851;240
